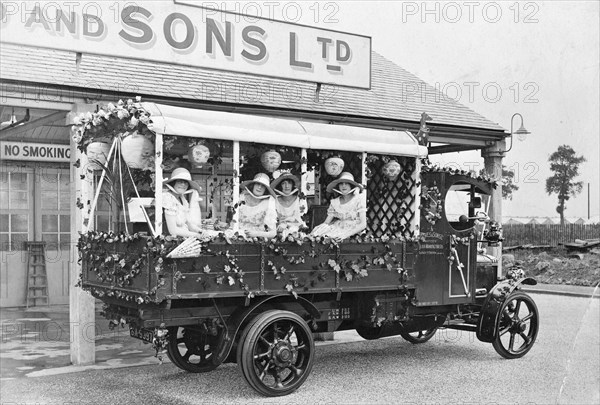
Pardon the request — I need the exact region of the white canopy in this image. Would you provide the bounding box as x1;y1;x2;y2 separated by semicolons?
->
143;102;428;158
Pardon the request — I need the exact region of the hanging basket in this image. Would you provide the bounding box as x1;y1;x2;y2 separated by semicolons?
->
382;160;401;181
324;157;344;176
188;144;210;168
121;132;154;169
85;142;111;170
261;150;282;172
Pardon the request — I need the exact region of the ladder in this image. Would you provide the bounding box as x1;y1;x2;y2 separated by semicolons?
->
26;241;49;308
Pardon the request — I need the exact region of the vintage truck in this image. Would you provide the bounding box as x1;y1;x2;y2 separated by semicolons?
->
75;101;538;397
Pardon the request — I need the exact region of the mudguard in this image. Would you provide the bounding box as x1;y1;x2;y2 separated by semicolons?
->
476;277;537;343
212;295;320;366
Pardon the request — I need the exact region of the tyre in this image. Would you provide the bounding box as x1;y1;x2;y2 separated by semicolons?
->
492;291;539;359
237;310;315;397
166;326;220;372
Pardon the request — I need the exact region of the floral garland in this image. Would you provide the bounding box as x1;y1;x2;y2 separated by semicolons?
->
78;230;414;304
420;158;498;188
71;97;154;153
420;185;443;226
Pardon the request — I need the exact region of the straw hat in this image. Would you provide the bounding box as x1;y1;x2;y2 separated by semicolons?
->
163;167;202;193
270;173;300;194
326;172;364;193
240;173;276;198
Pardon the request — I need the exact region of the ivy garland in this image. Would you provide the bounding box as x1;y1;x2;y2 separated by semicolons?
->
78;230;413;304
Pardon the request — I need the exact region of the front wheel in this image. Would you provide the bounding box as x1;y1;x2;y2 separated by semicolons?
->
237;310;315;397
492;291;539;359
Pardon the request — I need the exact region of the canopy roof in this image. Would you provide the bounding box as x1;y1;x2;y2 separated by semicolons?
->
144;103;428;158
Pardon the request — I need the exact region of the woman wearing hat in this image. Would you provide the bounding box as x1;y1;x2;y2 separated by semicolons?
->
238;173;278;239
311;172;367;241
162;167;204;238
271;173;307;239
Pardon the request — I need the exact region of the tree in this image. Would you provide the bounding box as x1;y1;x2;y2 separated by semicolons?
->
501;166;519;200
545;145;586;225
479;165;519;200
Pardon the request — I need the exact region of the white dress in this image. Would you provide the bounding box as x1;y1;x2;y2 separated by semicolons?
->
162;188;202;233
311;193;367;239
276;197;307;227
238;194;277;233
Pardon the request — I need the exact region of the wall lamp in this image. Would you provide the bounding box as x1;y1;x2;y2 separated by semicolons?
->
506;113;530;153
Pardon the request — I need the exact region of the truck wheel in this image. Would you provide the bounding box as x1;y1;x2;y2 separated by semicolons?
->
237;310;315;397
167;326;220;373
492;291;539;359
399;327;437;344
355;325;384;340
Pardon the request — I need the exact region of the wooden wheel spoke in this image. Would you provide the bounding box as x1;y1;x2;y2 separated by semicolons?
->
518;331;531;343
296;343;307;352
254;351;270;360
514;300;523;314
259;335;272;347
285;325;295;341
182;350;192;361
289;364;303;376
274;373;284;388
259;361;272;381
176;337;185;344
508;332;516;352
521;312;534;322
499;325;511;336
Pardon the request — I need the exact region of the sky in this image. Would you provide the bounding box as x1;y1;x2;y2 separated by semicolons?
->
222;0;599;220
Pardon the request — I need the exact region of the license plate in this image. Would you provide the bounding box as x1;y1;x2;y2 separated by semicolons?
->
129;326;154;343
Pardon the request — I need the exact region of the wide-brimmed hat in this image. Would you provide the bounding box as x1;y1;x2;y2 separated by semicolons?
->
270;173;300;194
240;173;276;198
326;172;364;193
163;167;202;193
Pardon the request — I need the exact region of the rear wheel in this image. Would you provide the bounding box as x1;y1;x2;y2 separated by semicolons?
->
167;326;220;372
399;327;437;344
492;291;539;359
237;310;315;397
355;325;384;340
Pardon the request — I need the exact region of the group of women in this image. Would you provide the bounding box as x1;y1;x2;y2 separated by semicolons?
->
162;168;367;242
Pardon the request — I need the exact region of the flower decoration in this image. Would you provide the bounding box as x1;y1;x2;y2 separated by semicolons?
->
71;97;154;153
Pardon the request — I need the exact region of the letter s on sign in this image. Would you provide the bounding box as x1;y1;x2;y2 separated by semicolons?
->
120;5;153;44
241;26;267;62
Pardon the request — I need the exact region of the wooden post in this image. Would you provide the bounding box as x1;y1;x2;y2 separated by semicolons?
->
482;139;506;278
155;133;163;235
68;104;95;366
232;141;240;233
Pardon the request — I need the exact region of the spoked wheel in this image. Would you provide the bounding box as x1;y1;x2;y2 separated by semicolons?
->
237;310;315;397
399;327;437;344
355;325;384;340
166;326;220;372
492;291;539;359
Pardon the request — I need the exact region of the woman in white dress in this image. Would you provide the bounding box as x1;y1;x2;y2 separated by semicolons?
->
238;173;278;240
162;167;204;238
271;173;307;239
311;172;367;241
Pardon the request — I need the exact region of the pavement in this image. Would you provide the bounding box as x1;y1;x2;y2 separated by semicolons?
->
1;283;597;381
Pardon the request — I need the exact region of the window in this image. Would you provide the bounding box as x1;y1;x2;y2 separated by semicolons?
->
40;171;71;250
0;169;32;250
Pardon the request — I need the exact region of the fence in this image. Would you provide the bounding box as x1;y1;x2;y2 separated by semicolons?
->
502;223;600;247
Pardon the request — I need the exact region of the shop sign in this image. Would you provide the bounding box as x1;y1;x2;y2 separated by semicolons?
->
0;1;372;89
0;141;71;162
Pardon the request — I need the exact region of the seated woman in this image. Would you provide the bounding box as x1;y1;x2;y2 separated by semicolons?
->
271;173;307;239
311;172;367;241
238;173;278;239
162;167;204;238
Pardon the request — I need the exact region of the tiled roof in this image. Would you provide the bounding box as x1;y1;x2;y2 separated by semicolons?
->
0;43;504;132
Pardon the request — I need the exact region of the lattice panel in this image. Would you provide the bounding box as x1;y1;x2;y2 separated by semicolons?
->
366;157;418;238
